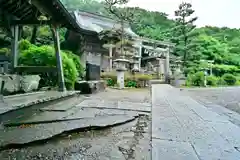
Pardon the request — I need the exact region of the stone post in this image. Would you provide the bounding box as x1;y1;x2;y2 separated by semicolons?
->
156;58;161;79
138;43;142;70
159;59;165;80
109;45;113;71
164;48;170;83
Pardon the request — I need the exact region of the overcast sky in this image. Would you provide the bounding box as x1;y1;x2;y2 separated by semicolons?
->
125;0;239;28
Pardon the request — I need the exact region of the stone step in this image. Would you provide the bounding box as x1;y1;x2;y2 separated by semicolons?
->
0;91;80;124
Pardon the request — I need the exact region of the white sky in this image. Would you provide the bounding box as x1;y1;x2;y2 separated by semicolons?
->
125;0;239;28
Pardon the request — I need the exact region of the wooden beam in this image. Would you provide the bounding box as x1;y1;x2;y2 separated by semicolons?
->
14;66;57;74
19;9;32;20
11;20;52;25
135;37;175;47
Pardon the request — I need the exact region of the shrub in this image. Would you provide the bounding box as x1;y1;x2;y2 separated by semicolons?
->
125;80;137;88
236;80;240;86
135;74;152;81
0;48;10;56
19;45;78;89
19;39;32;51
206;75;218;86
64;50;84;76
222;73;237;85
106;78;115;86
101;72;152;88
101;72;117;86
190;71;205;86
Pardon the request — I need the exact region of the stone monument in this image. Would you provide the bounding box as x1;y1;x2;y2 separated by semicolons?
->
114;40;131;89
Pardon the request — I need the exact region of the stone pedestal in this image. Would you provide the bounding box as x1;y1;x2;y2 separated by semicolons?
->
117;71;125;89
114;59;130;89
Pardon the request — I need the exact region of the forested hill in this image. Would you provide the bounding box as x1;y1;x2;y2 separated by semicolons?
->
62;0;240;81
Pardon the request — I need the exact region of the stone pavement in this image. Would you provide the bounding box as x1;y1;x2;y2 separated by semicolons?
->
0;91;79;115
0;88;151;160
152;84;240;160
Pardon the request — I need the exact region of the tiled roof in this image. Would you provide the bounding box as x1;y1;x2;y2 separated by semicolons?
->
72;11;139;38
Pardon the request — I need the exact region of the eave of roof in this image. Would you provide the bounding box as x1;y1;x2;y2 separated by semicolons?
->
0;0;82;32
72;10;139;38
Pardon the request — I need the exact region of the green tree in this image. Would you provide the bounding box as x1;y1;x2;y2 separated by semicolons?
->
173;2;198;66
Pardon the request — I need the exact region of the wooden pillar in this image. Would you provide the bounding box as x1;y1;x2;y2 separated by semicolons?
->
51;26;66;92
11;25;19;72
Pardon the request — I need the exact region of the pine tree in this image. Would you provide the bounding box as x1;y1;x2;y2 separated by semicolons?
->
173;2;198;66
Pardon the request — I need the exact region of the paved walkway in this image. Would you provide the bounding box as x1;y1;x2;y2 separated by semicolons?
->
152;84;240;160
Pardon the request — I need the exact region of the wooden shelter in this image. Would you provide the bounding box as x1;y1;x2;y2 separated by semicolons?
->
0;0;82;91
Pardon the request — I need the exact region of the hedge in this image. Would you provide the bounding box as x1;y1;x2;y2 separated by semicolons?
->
101;71;152;88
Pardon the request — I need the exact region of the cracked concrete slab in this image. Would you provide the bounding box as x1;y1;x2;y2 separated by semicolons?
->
77;100;151;113
5;107;141;127
40;97;84;111
0;88;151;159
1;91;80;115
0;115;137;149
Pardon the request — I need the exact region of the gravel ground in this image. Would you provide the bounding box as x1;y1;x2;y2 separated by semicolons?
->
181;87;240;114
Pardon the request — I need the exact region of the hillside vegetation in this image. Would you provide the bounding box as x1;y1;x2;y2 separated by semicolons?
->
61;0;240;86
0;0;239;87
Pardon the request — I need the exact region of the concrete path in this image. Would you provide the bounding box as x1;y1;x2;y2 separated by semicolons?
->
152;84;240;160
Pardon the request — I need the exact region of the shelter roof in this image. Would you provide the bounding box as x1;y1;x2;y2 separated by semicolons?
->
0;0;81;31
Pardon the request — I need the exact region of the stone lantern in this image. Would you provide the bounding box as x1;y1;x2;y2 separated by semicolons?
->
114;40;132;89
114;58;129;89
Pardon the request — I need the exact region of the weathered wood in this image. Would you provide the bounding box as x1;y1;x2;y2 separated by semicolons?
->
142;55;166;61
10;25;19;72
14;66;57;74
51;26;66;92
11;20;52;25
